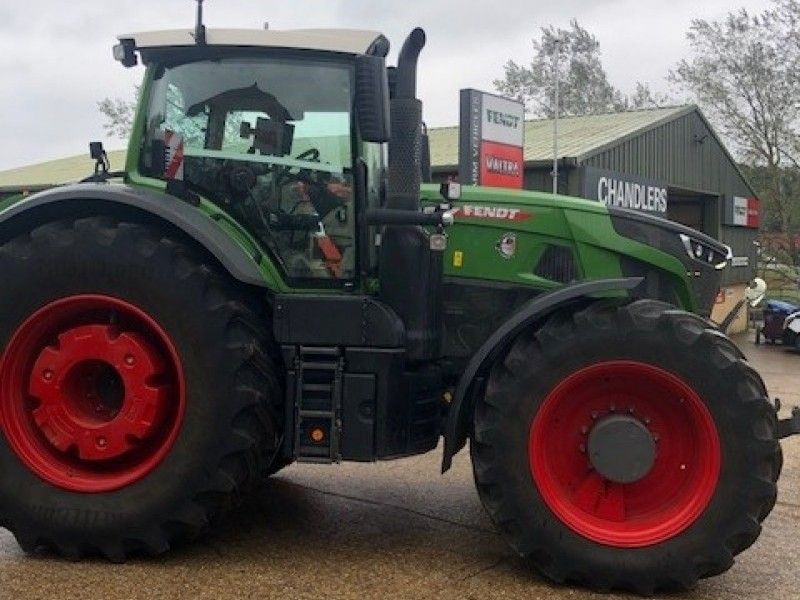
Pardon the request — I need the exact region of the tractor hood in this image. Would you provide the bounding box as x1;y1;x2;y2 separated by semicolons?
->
421;183;730;316
422;182;730;272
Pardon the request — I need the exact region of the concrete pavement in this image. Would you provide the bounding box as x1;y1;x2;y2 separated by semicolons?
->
1;333;798;600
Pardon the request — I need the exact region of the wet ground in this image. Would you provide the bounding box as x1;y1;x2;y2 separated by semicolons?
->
1;332;798;600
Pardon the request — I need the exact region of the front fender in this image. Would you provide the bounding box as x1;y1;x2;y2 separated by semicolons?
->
0;183;273;289
441;277;643;472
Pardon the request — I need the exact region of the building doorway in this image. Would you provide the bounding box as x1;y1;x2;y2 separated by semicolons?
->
667;190;719;237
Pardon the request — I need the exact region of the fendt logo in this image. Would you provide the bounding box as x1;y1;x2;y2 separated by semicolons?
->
452;205;532;222
485;110;521;130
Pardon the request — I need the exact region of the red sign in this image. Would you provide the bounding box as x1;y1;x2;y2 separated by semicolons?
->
164;130;185;180
731;196;761;228
459;89;525;190
480;142;524;189
746;197;761;228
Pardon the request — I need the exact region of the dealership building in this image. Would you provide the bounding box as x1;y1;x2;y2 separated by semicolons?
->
429;104;760;332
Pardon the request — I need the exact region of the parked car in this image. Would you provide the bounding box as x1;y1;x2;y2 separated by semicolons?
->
756;299;800;344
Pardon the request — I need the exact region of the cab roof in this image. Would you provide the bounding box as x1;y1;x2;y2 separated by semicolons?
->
118;28;386;56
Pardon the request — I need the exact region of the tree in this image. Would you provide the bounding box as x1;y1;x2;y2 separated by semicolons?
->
670;1;800;265
495;20;626;118
626;82;675;110
98;87;139;139
495;20;675;118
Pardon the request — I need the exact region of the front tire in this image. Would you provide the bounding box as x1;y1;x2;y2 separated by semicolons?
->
0;218;282;559
471;300;781;594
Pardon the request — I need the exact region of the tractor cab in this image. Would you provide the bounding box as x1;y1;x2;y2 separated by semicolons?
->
116;28;396;285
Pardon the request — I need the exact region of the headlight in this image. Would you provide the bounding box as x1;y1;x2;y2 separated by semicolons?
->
784;312;800;330
680;234;731;270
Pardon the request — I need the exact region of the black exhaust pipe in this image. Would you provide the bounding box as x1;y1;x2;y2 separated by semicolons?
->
395;27;426;100
380;28;443;363
386;28;426;211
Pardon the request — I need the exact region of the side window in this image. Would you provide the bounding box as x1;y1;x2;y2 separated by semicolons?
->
142;59;356;285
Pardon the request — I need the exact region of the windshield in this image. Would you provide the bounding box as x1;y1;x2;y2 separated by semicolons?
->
140;57;356;283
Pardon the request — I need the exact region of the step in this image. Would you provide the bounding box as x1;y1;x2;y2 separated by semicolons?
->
298;409;336;420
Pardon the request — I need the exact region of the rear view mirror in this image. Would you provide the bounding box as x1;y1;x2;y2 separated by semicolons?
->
355;55;390;143
89;142;105;161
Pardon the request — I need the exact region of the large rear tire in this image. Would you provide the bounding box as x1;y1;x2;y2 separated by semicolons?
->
471;300;781;594
0;217;282;559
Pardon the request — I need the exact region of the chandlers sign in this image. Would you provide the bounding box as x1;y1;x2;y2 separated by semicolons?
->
581;166;668;215
724;196;761;229
459;89;525;189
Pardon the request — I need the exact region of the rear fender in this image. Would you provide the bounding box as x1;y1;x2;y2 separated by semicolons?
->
0;183;273;289
441;277;643;472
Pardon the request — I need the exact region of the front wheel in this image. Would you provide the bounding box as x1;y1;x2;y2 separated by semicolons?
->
471;300;781;594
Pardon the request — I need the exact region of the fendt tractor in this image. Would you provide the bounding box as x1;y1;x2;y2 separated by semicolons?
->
1;4;798;594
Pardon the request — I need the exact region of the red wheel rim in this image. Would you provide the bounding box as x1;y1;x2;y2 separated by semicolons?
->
0;295;185;493
529;361;721;548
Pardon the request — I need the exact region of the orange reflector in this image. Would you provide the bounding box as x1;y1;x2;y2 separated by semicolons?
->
310;428;325;443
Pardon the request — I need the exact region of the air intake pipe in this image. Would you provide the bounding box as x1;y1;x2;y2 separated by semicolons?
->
380;28;443;363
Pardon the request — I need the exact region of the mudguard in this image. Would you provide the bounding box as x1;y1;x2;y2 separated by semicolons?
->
441;277;644;472
0;183;268;288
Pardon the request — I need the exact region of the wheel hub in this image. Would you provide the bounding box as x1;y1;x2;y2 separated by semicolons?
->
528;361;721;548
587;414;656;484
0;295;185;493
28;324;169;461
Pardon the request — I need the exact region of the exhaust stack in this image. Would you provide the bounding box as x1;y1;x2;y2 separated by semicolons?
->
386;28;426;211
380;28;443;363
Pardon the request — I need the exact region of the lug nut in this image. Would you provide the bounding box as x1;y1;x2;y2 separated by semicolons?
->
43;369;54;381
124;354;136;366
97;437;108;448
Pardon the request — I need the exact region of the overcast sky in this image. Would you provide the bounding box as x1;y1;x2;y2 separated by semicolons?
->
0;0;775;171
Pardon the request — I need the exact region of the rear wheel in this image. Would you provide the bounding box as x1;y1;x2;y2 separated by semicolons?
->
0;217;282;559
471;300;781;594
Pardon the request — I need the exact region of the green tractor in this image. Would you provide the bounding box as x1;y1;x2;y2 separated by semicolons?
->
0;7;798;594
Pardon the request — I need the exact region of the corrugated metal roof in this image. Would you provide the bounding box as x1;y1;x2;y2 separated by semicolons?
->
429;105;693;168
0;150;127;190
